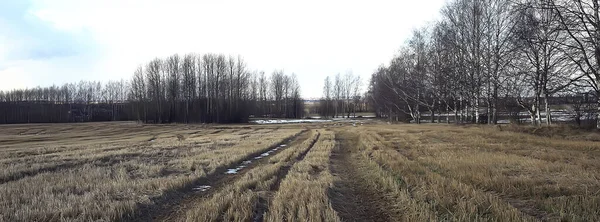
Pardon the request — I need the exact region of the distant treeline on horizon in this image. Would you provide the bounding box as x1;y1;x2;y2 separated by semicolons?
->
0;53;304;124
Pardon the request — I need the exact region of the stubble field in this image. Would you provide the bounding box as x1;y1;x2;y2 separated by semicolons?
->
0;122;598;221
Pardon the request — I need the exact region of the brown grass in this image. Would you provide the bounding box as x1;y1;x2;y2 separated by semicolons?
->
0;122;301;221
356;124;600;221
265;130;341;222
182;130;320;222
1;122;599;221
498;124;600;141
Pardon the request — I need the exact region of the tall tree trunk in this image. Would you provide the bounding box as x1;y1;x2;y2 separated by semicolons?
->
418;109;421;124
536;95;541;126
446;103;450;124
594;0;600;129
486;99;492;124
492;98;498;125
475;94;480;124
544;93;551;125
454;100;459;124
597;89;600;129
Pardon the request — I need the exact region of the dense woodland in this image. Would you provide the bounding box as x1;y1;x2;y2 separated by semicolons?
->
365;0;600;127
0;53;304;124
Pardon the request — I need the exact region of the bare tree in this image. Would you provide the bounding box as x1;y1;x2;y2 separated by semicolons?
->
321;76;333;118
551;0;600;128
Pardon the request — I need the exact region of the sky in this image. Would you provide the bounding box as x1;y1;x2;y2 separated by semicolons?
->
0;0;446;98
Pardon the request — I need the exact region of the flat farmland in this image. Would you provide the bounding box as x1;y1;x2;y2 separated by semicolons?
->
0;122;599;221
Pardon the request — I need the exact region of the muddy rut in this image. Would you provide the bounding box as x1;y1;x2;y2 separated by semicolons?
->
127;130;309;222
130;130;322;222
130;129;397;222
328;131;395;222
252;132;321;222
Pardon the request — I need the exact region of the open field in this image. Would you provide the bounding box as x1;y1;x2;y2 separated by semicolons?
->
0;122;599;221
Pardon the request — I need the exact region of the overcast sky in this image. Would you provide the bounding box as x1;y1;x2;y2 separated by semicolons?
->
0;0;446;98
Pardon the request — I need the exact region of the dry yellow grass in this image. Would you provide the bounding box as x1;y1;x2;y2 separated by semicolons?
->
352;124;600;221
0;123;301;221
182;130;320;222
265;130;341;222
330;129;437;221
358;130;531;221
1;122;599;221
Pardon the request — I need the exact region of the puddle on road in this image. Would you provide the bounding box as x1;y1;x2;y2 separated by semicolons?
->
193;185;211;192
226;168;240;174
226;142;290;175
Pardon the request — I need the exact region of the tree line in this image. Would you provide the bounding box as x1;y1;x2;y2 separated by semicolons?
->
367;0;600;128
318;72;364;118
0;53;304;124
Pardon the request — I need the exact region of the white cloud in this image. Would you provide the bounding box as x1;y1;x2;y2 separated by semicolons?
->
0;67;33;90
1;0;446;98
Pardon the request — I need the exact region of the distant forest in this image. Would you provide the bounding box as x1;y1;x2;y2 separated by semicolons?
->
0;53;304;124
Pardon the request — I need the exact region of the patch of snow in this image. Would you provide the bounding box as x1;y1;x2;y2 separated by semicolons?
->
252;119;332;124
193;185;211;192
226;165;246;175
243;160;252;165
279;144;287;147
497;120;511;124
554;116;575;122
226;168;239;174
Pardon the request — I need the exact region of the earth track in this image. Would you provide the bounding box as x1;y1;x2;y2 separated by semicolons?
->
126;129;309;222
328;130;395;222
251;132;321;222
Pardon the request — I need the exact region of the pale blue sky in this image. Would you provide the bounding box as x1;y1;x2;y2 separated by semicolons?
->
0;0;446;98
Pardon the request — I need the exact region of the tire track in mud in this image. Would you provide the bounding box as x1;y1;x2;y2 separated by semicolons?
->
328;131;395;222
252;132;321;222
129;130;310;222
